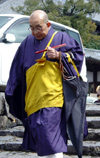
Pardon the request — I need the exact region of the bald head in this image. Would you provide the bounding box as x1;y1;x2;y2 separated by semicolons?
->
30;10;48;23
29;10;51;40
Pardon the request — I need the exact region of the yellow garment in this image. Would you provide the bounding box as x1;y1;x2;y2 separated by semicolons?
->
25;60;63;116
36;31;58;64
25;31;63;116
65;52;80;77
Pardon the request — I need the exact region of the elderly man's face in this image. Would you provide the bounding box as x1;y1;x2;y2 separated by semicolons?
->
29;16;50;40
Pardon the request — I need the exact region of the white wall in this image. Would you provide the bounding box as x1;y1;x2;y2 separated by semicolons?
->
87;71;93;82
87;71;100;83
97;71;100;82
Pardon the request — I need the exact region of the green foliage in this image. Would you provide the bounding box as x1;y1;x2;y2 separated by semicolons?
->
63;0;100;16
83;34;100;49
11;0;43;15
42;0;56;13
11;0;100;49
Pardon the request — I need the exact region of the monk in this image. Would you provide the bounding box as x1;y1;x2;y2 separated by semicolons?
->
5;10;86;158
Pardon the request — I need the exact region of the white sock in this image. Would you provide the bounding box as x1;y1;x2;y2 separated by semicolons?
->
54;153;63;158
38;152;63;158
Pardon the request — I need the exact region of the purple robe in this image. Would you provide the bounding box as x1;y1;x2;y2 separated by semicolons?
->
5;27;83;121
5;27;84;156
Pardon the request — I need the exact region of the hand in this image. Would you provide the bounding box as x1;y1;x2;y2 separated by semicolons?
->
46;46;60;60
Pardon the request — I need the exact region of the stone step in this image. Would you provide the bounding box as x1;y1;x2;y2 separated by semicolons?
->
84;128;100;141
68;140;100;156
87;116;100;128
0;126;24;137
0;135;100;156
0;126;100;141
86;104;100;116
0;151;100;158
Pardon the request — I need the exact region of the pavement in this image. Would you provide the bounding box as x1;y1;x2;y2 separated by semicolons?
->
0;151;100;158
0;104;100;157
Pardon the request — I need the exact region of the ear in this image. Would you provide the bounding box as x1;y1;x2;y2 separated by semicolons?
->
47;22;51;27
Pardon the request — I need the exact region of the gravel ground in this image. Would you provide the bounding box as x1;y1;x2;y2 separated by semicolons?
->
0;151;100;158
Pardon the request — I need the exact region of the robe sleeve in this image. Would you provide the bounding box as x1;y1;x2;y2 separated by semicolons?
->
5;43;27;121
59;32;84;78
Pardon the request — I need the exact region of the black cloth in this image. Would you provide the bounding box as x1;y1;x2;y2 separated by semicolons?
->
63;77;88;158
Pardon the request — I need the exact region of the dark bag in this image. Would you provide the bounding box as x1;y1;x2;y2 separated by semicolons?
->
63;77;88;158
60;52;88;158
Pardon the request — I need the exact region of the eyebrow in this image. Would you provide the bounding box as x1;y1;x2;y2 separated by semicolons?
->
30;24;42;28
